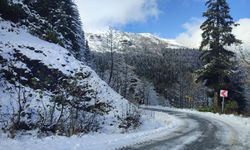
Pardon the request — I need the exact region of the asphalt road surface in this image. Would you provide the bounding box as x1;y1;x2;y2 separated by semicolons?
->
124;108;249;150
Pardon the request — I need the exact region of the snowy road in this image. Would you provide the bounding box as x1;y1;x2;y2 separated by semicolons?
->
1;107;249;150
127;107;249;150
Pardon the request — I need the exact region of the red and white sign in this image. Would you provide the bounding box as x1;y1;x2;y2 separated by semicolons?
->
220;90;228;98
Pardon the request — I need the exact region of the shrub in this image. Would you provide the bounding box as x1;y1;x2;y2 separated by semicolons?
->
225;100;238;114
119;108;141;132
44;29;64;46
198;107;215;113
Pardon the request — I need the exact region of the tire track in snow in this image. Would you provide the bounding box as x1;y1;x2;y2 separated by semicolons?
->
126;107;249;150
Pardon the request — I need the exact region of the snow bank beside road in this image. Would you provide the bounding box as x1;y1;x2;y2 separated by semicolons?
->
0;110;183;150
143;105;250;148
143;105;250;127
179;108;250;148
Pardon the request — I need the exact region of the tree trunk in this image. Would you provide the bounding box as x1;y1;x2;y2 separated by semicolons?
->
107;27;115;84
108;53;113;84
213;91;219;112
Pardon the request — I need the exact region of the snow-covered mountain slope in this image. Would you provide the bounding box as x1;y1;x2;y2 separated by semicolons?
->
138;33;184;49
86;31;198;106
0;18;131;133
86;31;185;53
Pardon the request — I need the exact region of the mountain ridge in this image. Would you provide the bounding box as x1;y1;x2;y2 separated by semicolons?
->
86;31;187;54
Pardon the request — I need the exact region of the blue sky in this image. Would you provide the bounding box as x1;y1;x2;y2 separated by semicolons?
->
122;0;250;38
76;0;250;48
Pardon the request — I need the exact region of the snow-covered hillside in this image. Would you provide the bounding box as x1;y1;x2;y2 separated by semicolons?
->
0;18;133;134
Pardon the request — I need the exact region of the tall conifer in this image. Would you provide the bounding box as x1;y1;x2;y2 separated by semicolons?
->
196;0;244;112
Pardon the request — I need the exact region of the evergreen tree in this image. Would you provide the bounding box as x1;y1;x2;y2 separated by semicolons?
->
1;0;88;61
23;0;86;60
84;40;91;63
55;0;85;58
0;0;27;23
196;0;244;112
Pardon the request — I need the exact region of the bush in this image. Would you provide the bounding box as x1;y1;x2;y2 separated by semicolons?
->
0;70;107;138
119;109;141;132
225;100;238;114
198;107;215;113
44;29;64;46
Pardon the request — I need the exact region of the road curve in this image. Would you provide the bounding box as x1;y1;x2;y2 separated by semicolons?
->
124;107;249;150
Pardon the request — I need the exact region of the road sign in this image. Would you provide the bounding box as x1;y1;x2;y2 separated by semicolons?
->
220;90;228;113
220;90;228;98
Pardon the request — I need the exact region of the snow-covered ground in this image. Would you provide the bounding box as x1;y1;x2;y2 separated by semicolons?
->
1;106;250;150
0;110;184;150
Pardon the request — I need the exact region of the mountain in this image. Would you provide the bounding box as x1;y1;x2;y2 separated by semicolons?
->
86;31;185;53
86;31;205;108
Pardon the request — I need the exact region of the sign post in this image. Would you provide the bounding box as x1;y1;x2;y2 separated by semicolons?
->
220;90;228;113
222;97;225;113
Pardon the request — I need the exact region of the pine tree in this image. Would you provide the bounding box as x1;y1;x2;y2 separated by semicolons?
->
0;0;27;23
56;0;85;58
23;0;86;60
196;0;244;113
84;40;91;63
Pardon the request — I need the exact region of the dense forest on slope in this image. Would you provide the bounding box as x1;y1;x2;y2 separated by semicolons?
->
86;32;210;108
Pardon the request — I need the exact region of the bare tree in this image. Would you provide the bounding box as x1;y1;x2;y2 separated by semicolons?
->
106;27;118;84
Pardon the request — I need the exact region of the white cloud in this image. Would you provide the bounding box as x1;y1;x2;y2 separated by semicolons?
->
175;18;250;50
75;0;159;33
233;18;250;50
175;18;203;49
